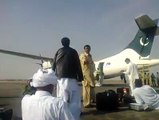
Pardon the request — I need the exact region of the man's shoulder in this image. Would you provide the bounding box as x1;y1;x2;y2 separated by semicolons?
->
22;94;32;102
61;47;77;53
69;47;77;52
134;85;151;91
134;87;141;93
143;85;152;89
80;52;85;56
47;97;66;107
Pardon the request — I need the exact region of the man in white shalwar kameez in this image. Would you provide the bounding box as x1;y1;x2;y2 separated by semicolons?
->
133;79;159;110
21;69;74;120
123;58;139;96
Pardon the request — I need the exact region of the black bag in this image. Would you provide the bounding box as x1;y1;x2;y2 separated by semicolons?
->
117;87;134;104
0;108;13;120
117;87;129;102
123;94;135;104
96;90;119;111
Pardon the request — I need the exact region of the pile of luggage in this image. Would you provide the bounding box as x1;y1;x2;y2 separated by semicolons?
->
96;87;135;111
0;106;13;120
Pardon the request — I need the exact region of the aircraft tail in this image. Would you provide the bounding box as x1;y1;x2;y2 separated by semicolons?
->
126;15;159;58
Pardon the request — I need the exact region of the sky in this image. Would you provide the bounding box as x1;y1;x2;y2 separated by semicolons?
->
0;0;159;79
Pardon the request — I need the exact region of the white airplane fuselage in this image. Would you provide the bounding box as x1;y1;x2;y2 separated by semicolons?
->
94;48;159;79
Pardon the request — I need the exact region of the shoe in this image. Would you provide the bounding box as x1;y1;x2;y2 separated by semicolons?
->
95;83;101;87
92;100;96;103
80;111;83;116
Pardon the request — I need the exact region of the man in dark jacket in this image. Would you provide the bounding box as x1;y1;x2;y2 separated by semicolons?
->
53;37;83;120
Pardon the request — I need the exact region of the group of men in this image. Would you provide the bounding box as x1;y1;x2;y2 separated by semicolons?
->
139;72;159;87
22;37;95;120
21;37;159;120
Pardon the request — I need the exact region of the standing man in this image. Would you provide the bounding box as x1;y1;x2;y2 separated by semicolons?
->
144;72;147;85
80;45;96;108
21;69;74;120
52;37;83;120
156;72;159;86
123;58;139;96
151;73;156;87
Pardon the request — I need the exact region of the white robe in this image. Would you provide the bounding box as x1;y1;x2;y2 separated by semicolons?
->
22;91;74;120
133;85;159;110
124;62;139;96
56;78;81;120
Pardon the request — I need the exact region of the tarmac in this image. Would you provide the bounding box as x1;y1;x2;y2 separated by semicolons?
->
0;79;159;120
81;80;159;120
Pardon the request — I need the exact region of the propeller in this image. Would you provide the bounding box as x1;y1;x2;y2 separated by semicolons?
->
35;54;52;69
36;63;43;68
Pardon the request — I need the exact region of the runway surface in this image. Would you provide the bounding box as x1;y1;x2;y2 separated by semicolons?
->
81;80;159;120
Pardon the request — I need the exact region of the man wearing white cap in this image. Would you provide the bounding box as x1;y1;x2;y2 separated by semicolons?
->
21;69;74;120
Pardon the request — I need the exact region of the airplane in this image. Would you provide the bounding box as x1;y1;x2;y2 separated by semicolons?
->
0;14;159;80
94;14;159;79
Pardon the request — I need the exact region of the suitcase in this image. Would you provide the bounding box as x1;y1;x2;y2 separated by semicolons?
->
129;103;144;111
96;90;119;111
0;107;13;120
129;103;152;111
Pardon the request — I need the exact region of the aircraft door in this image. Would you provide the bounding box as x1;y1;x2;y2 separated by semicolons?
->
97;62;104;85
98;62;104;75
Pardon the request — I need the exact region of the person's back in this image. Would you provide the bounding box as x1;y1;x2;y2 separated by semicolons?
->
151;73;156;86
21;69;74;120
54;47;79;78
52;37;83;120
129;62;139;80
53;37;83;81
133;80;159;110
123;58;139;96
22;91;73;120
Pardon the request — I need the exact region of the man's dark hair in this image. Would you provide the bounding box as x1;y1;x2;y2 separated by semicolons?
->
135;79;142;88
61;37;70;47
84;45;91;49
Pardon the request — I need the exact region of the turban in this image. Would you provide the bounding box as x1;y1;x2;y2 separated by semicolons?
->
31;69;57;87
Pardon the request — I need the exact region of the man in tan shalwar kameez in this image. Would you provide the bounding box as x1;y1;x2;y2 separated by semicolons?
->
80;45;96;108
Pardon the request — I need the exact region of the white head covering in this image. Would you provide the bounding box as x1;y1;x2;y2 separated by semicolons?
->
31;68;57;87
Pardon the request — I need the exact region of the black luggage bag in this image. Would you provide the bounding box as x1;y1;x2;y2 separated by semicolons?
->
117;87;134;104
96;90;119;111
0;108;13;120
117;87;129;102
117;87;129;95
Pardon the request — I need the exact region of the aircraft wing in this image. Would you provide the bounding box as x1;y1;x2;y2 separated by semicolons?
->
0;49;53;61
